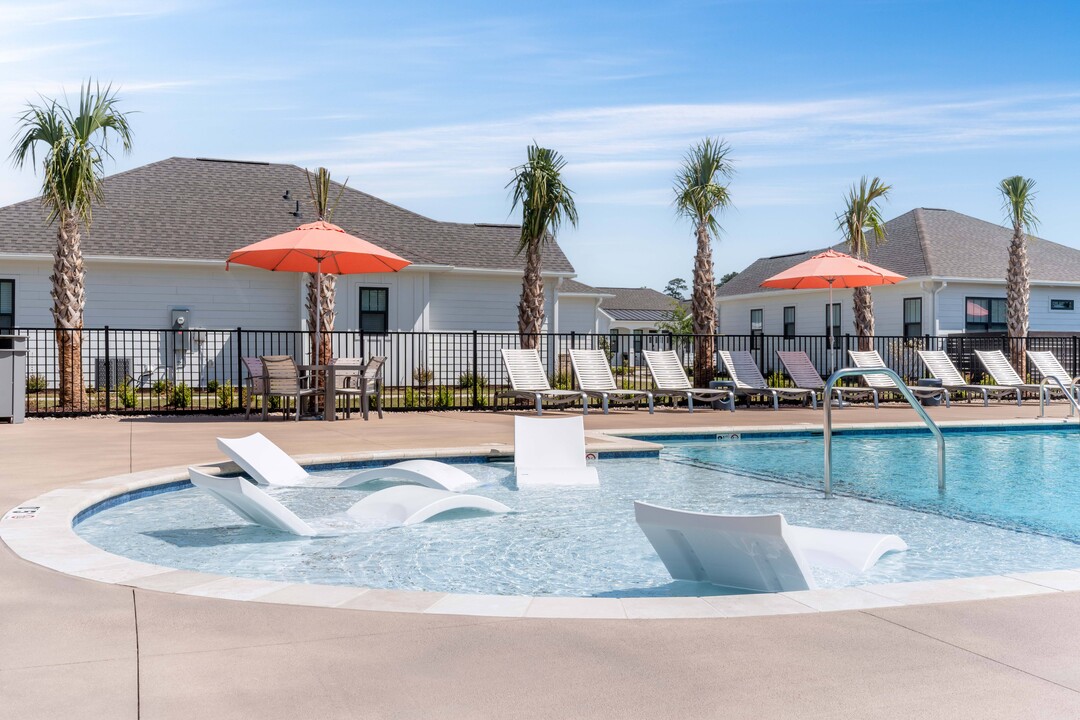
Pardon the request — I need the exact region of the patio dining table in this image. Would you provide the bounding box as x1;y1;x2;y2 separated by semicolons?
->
297;364;338;421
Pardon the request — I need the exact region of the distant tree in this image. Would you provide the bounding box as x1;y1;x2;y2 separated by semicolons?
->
508;145;578;349
674;138;734;385
717;271;738;287
657;300;693;335
10;81;134;411
663;277;688;299
999;175;1038;375
837;176;891;350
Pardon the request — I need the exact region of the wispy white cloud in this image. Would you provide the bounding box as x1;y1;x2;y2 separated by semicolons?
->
0;0;178;28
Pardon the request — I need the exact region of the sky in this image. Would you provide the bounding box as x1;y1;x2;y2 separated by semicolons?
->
1;0;1079;291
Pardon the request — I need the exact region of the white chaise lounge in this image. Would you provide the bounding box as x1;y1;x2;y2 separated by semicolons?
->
642;350;735;412
1026;350;1080;406
497;349;586;415
569;348;654;414
776;350;877;407
188;467;510;534
917;350;1021;406
514;415;599;487
975;349;1059;401
719;350;817;410
217;433;480;491
848;350;950;407
634;501;907;593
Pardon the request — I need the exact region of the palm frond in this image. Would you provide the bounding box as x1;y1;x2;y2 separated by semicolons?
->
673;137;734;238
998;175;1039;234
507;144;578;254
836;176;891;258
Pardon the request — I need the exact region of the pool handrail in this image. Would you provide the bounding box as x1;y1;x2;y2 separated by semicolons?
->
1038;375;1080;420
823;367;945;498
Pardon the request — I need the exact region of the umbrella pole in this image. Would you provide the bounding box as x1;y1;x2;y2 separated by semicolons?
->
828;280;835;375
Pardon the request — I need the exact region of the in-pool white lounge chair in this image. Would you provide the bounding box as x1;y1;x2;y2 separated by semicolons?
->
513;415;599;487
848;350;950;407
719;350;817;410
975;349;1055;401
642;350;734;412
776;351;876;407
569;348;654;414
497;349;586;415
634;502;907;593
1026;350;1080;407
217;433;480;491
917;350;1021;407
188;467;510;534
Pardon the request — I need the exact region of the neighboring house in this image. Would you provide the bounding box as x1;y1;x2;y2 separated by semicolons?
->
590;286;682;364
716;208;1080;340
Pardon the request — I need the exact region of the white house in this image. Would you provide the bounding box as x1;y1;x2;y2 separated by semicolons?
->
715;208;1080;340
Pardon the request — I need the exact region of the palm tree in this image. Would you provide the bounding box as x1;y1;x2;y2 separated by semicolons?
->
10;82;133;411
836;176;891;350
674;138;733;386
305;167;347;371
999;175;1038;375
507;145;578;349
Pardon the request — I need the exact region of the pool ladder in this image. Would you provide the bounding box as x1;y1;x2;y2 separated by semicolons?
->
823;367;945;499
1037;377;1080;419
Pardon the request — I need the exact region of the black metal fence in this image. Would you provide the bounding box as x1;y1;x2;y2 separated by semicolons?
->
15;327;1080;416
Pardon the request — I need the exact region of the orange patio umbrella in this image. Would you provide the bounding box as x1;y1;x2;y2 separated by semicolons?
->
760;249;905;371
227;220;410;358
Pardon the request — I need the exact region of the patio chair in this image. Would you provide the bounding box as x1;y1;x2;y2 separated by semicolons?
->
719;350;817;410
848;350;950;407
332;356;385;421
776;351;878;407
241;357;267;420
917;350;1021;407
514;415;599;486
1026;350;1080;408
974;350;1057;402
569;348;653;414
497;348;586;415
634;501;907;593
641;349;734;412
217;432;481;491
260;355;320;421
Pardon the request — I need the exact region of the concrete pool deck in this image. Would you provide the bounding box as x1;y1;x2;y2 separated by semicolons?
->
4;404;1080;718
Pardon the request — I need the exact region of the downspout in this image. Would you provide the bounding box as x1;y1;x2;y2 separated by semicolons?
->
922;280;947;335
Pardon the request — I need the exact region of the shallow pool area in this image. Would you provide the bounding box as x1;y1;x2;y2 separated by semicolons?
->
74;426;1080;598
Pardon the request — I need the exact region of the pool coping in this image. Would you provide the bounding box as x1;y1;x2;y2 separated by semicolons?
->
4;418;1080;620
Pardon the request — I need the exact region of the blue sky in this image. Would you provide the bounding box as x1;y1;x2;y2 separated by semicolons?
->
1;0;1079;290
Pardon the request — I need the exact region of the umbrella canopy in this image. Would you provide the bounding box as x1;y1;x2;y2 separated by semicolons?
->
226;220;410;274
759;249;905;290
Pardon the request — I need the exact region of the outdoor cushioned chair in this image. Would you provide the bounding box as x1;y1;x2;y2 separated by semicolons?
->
513;415;599;487
260;355;320;421
917;350;1021;407
634;501;907;593
719;349;817;410
189;467;509;534
642;349;734;412
974;349;1058;401
217;432;481;491
1026;350;1080;407
497;348;586;415
848;350;950;407
776;350;877;407
241;357;267;420
569;348;654;414
332;356;385;421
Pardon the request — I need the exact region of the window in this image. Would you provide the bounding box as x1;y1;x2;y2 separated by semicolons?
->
633;329;644;353
783;306;796;338
825;303;841;341
903;297;923;338
1051;299;1075;311
359;287;388;333
750;309;763;349
965;297;1006;333
0;280;12;334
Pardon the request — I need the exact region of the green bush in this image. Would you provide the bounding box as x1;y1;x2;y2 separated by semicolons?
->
116;381;138;409
206;379;220;393
433;385;454;409
474;392;489;408
767;370;789;388
612;365;630;376
151;379;171;395
412;366;434;387
552;371;574;390
458;371;488;389
170;382;192;409
25;375;46;393
216;382;235;409
268;394;281;411
403;387;423;407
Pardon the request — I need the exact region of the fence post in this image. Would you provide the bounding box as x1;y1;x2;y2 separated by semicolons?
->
104;326;111;413
235;327;243;400
472;330;479;410
570;330;576;349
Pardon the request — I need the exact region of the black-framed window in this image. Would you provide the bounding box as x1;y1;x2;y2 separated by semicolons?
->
750;308;763;349
965;297;1006;333
359;287;388;333
0;280;13;334
1051;299;1075;311
783;306;796;338
825;303;841;341
633;329;644;353
903;297;923;338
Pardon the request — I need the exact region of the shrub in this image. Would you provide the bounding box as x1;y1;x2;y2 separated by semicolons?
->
433;385;454;409
216;382;235;409
151;379;171;395
116;380;138;409
552;370;574;390
170;382;192;409
206;379;219;393
612;365;630;376
474;392;489;408
25;375;46;393
767;370;789;388
403;387;423;407
412;365;434;387
458;371;488;389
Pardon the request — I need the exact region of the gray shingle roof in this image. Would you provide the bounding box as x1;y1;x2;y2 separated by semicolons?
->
0;157;576;273
595;286;680;321
717;208;1080;297
559;279;610;295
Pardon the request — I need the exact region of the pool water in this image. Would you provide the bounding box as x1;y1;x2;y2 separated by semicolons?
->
75;426;1080;598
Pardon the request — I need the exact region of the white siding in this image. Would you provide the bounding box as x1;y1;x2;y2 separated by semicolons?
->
557;296;599;333
336;270;426;332
936;282;1080;334
428;272;554;332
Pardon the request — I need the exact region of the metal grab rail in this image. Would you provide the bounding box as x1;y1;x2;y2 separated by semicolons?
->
1038;376;1080;419
823;367;946;498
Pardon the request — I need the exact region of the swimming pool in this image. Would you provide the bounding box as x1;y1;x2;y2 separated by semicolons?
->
74;425;1080;598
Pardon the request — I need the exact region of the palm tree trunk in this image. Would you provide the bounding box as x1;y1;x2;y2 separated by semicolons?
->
52;214;88;411
1006;221;1030;376
691;222;717;386
307;273;336;411
853;286;875;351
517;239;545;350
